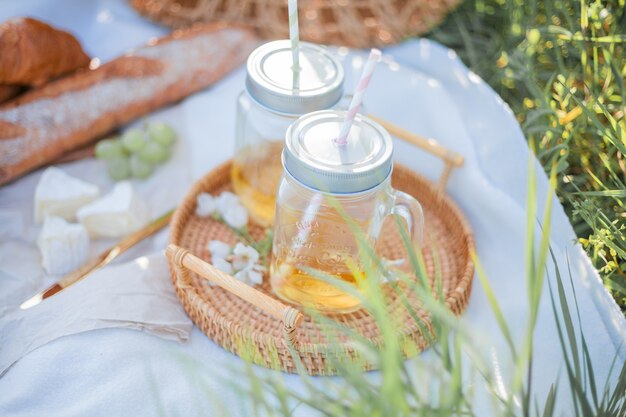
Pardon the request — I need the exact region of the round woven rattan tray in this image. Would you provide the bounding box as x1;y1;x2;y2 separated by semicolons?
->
167;160;474;375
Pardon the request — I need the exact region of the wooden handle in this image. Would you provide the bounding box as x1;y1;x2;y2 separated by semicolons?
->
166;244;303;345
368;114;464;192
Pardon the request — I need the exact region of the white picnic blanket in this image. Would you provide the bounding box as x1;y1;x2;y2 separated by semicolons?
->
0;0;624;416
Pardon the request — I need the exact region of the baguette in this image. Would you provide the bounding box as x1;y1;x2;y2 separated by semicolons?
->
0;24;259;185
0;85;23;104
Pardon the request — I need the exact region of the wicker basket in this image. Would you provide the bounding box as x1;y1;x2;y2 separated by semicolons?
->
167;129;474;375
130;0;461;48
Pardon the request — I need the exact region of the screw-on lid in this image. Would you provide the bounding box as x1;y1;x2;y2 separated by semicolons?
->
284;110;393;193
245;40;344;115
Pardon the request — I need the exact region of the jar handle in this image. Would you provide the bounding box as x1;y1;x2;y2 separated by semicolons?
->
166;244;303;348
385;189;424;254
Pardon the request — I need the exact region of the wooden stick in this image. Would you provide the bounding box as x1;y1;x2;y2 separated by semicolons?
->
368;114;465;168
166;244;303;334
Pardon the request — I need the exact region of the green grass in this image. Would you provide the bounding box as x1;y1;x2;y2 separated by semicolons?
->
228;156;625;416
176;161;625;414
169;2;626;414
228;3;626;413
429;0;626;310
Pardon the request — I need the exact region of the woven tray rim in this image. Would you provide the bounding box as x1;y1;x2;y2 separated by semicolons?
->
168;160;475;375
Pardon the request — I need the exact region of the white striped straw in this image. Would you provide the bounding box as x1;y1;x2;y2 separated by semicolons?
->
334;49;381;146
288;0;300;73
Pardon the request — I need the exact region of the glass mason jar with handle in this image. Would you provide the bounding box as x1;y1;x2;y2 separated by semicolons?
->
270;110;424;313
232;40;345;226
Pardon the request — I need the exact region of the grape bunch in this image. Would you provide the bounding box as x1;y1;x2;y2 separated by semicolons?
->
95;122;177;181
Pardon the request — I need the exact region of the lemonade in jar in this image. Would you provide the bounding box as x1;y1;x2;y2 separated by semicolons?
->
270;111;424;313
232;41;344;226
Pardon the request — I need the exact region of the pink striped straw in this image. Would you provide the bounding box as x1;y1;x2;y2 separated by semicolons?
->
334;48;382;146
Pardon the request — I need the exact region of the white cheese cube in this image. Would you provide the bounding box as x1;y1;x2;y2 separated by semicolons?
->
37;216;90;275
77;181;150;238
34;167;100;223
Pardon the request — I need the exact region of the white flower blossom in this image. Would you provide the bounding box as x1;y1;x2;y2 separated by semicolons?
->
216;192;240;215
211;257;233;275
207;240;231;259
234;266;263;285
196;191;249;228
231;242;259;271
203;238;264;285
195;193;217;217
222;203;248;229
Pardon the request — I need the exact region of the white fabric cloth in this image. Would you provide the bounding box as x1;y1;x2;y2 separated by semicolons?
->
0;103;194;375
0;0;624;416
0;253;193;375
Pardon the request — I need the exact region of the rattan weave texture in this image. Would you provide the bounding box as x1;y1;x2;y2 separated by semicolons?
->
131;0;462;48
168;160;474;375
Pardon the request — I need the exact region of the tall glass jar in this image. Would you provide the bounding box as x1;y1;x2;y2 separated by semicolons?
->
232;40;344;226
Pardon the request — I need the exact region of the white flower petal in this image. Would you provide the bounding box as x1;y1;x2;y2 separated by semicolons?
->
216;191;240;214
195;193;217;217
231;242;259;270
247;268;264;285
233;269;247;281
222;204;248;229
231;258;249;271
233;242;260;263
207;240;231;259
233;267;263;285
211;257;233;275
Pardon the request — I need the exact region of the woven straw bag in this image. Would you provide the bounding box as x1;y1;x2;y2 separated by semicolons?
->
131;0;461;48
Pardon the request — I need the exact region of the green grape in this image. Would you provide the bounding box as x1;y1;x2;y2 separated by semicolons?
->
130;154;154;179
136;141;169;164
148;122;177;146
95;138;126;160
121;128;146;152
106;156;131;181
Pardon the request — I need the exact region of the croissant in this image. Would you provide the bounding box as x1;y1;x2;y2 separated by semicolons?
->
0;17;90;86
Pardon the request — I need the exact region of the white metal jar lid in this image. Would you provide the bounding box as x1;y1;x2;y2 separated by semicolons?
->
284;110;393;193
245;40;344;115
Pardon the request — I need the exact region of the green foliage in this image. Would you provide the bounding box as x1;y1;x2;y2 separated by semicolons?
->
170;3;626;414
430;0;626;310
230;147;626;417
